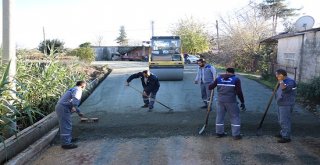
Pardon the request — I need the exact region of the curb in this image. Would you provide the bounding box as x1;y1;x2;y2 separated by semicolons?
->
0;112;58;164
4;128;58;165
0;67;112;164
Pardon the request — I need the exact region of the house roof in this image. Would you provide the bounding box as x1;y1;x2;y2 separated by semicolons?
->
260;32;304;43
260;27;320;44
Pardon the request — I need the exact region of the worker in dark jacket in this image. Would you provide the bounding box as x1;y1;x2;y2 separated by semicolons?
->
275;69;297;143
126;70;160;111
208;68;246;140
55;81;85;149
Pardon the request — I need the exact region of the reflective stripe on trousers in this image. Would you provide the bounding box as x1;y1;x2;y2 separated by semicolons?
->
55;104;72;145
216;102;241;136
142;91;157;107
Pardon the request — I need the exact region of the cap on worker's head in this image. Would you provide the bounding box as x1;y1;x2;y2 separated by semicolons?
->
226;68;235;74
276;69;287;76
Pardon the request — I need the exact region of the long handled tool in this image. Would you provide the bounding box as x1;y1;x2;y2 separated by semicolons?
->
256;82;279;136
128;85;174;112
80;114;99;123
198;89;214;135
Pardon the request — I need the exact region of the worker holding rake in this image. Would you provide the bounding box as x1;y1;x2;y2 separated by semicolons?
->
126;70;160;112
209;68;245;140
55;80;85;149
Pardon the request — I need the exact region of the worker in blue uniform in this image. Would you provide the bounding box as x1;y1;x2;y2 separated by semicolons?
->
126;70;160;112
194;58;216;109
55;81;85;149
209;68;246;140
275;69;297;143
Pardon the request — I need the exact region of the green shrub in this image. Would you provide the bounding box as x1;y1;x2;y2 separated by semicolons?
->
1;58;87;141
70;47;95;62
298;77;320;102
0;61;42;139
38;39;65;56
16;61;86;125
79;42;92;48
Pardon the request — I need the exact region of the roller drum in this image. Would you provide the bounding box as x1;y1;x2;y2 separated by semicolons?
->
150;67;183;81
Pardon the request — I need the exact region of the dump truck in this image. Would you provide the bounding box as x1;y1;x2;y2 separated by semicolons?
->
148;36;184;80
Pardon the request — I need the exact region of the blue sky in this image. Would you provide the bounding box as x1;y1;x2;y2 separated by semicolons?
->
0;0;319;48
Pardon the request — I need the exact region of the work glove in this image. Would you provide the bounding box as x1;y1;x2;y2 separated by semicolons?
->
143;91;148;97
77;112;84;117
208;84;214;90
71;107;77;113
240;103;246;111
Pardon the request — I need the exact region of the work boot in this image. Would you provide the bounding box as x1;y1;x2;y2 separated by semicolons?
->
141;104;149;108
71;138;79;143
233;135;242;140
148;105;153;112
216;133;227;138
61;144;78;149
277;138;291;143
201;105;207;109
274;134;282;138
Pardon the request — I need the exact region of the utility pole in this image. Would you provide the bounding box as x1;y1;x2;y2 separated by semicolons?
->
216;20;220;53
43;26;47;55
2;0;17;136
151;21;154;37
2;0;16;81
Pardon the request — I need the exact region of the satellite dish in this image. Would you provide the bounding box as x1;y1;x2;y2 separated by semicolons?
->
294;15;315;31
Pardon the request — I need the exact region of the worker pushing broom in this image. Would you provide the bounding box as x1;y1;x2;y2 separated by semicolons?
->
55;80;98;150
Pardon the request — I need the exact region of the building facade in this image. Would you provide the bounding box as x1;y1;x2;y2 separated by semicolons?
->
262;28;320;83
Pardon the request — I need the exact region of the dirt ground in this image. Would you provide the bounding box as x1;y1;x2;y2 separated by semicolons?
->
30;61;320;165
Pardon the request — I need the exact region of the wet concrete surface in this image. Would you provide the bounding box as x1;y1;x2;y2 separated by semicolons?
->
30;61;320;165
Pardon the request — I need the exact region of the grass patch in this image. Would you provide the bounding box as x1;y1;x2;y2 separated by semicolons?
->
242;74;276;89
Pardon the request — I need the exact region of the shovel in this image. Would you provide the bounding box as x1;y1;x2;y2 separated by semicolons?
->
198;89;214;135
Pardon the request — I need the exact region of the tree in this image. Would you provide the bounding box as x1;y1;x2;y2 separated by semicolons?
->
70;47;95;62
257;0;300;35
38;39;64;56
79;42;92;48
95;35;103;46
170;17;210;54
282;18;295;32
217;4;273;72
115;26;128;46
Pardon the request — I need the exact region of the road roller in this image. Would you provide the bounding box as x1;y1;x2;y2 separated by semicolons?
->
149;36;184;81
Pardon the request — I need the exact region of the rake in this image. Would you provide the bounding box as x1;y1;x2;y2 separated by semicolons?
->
128;85;174;112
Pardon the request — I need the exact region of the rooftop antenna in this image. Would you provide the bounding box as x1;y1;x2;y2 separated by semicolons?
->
294;15;315;31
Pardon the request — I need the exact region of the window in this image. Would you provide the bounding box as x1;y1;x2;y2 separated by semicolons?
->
284;53;295;60
284;53;295;66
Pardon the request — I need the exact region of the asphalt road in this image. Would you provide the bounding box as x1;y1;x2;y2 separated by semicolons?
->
30;61;320;165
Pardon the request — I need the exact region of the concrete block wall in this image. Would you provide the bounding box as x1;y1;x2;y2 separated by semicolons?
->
277;29;320;83
277;35;302;81
300;31;320;81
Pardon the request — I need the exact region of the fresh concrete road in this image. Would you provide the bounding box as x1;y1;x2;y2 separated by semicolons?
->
30;61;320;165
